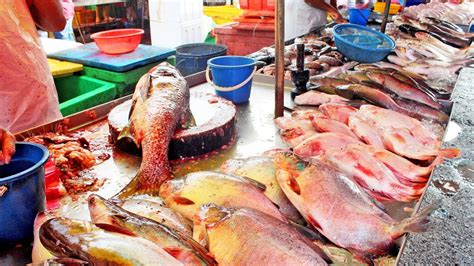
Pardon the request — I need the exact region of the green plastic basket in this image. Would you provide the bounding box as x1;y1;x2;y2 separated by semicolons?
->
55;75;116;116
82;57;176;98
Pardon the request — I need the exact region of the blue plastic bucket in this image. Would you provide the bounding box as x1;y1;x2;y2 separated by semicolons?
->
0;142;49;244
207;56;256;104
349;8;371;26
176;43;227;77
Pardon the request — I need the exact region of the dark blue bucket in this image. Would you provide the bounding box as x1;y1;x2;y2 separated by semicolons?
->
0;142;49;244
349;8;371;26
176;43;227;77
207;56;256;104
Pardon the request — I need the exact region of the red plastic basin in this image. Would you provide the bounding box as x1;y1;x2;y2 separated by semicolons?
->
91;28;144;55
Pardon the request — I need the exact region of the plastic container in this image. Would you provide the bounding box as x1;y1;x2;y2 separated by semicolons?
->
82;57;175;98
240;0;275;11
374;2;401;14
91;29;144;54
207;56;256;104
203;5;244;25
348;8;371;26
47;59;83;78
150;19;203;49
0;142;49;244
148;0;203;23
333;24;395;63
405;0;423;7
54;75;117;116
341;34;382;48
176;43;227;76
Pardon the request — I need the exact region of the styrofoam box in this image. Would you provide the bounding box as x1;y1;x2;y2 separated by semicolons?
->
150;19;203;49
148;0;203;22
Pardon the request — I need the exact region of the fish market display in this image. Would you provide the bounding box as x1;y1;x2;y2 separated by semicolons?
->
159;171;287;222
193;204;331;265
117;63;192;197
295;90;348;106
403;2;474;25
88;194;215;265
220;156;304;224
39;218;182;265
275;152;436;261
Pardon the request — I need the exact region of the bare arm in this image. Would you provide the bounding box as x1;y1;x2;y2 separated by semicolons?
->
304;0;345;22
27;0;66;32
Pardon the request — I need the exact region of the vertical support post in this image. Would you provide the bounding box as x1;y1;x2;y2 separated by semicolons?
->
274;0;285;118
380;0;391;33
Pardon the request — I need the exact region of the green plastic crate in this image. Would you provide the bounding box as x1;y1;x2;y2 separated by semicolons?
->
82;57;176;98
55;75;116;116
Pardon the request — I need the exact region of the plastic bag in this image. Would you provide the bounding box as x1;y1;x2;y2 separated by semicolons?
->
0;0;62;133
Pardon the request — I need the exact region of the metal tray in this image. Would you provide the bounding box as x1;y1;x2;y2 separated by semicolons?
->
8;72;456;265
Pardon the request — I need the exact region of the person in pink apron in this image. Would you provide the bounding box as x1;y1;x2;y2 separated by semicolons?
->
0;0;65;134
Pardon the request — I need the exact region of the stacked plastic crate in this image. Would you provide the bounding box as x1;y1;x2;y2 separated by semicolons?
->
214;0;275;55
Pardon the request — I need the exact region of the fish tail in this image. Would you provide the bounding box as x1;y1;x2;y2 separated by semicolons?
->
393;201;440;237
437;148;461;160
115;170;169;199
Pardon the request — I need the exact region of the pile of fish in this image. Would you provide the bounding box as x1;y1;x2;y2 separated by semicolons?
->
249;35;352;80
403;1;474;25
298;64;451;123
36;149;439;265
276;104;459;202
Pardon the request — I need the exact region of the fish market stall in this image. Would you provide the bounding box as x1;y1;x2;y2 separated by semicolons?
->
1;1;474;265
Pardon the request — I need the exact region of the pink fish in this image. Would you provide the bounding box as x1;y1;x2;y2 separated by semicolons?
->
319;103;358;124
310;115;359;139
275;114;317;147
294;91;348;106
293;132;361;158
348;114;385;149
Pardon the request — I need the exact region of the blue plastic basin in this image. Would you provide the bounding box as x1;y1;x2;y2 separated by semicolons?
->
0;142;49;244
208;56;256;104
348;8;371;26
176;43;227;76
333;24;396;63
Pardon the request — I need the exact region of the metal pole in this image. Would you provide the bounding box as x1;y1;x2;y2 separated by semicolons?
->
274;0;285;118
380;0;391;33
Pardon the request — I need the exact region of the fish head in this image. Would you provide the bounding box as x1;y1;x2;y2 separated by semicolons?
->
39;218;95;259
274;152;307;195
192;204;233;248
159;178;185;199
87;194;136;236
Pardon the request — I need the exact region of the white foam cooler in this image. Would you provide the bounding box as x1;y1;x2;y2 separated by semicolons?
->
148;0;204;48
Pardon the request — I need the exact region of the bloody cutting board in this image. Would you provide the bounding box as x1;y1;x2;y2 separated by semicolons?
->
48;43;175;72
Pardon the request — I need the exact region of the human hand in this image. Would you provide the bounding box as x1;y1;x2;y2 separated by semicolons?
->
0;127;16;165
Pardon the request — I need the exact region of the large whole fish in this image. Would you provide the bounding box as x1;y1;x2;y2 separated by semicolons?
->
275;112;318;147
319;103;357;124
348;114;385;149
293;132;361;158
112;197;193;236
294;90;348;106
310;115;358;139
39;218;182;265
117;63;192;197
159;171;287;222
194;204;331;265
88;194;215;265
220;156;304;224
275;152;436;261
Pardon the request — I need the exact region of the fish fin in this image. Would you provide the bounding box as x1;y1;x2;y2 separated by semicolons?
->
393;201;440;237
437;148;461;160
289;220;328;243
114;171;164;199
94;223;136;237
239;175;267;191
287;173;301;195
360;188;387;212
172;196;196;205
306;214;322;231
175;228;217;266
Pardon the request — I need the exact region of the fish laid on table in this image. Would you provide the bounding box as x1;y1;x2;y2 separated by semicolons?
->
117;63;193;197
308;76;353;94
365;71;442;110
275;112;318;147
293;132;361;158
324;143;426;201
159;171;287;222
193;204;331;265
39;218;182;265
394;97;449;123
295;90;348;106
112;197;193;237
357;105;460;161
348;114;385;149
310;115;359;139
275;152;436;261
319;103;357;124
88;195;215;266
220;156;304;224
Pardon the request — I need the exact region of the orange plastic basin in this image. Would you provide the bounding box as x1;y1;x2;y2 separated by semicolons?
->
91;29;144;55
